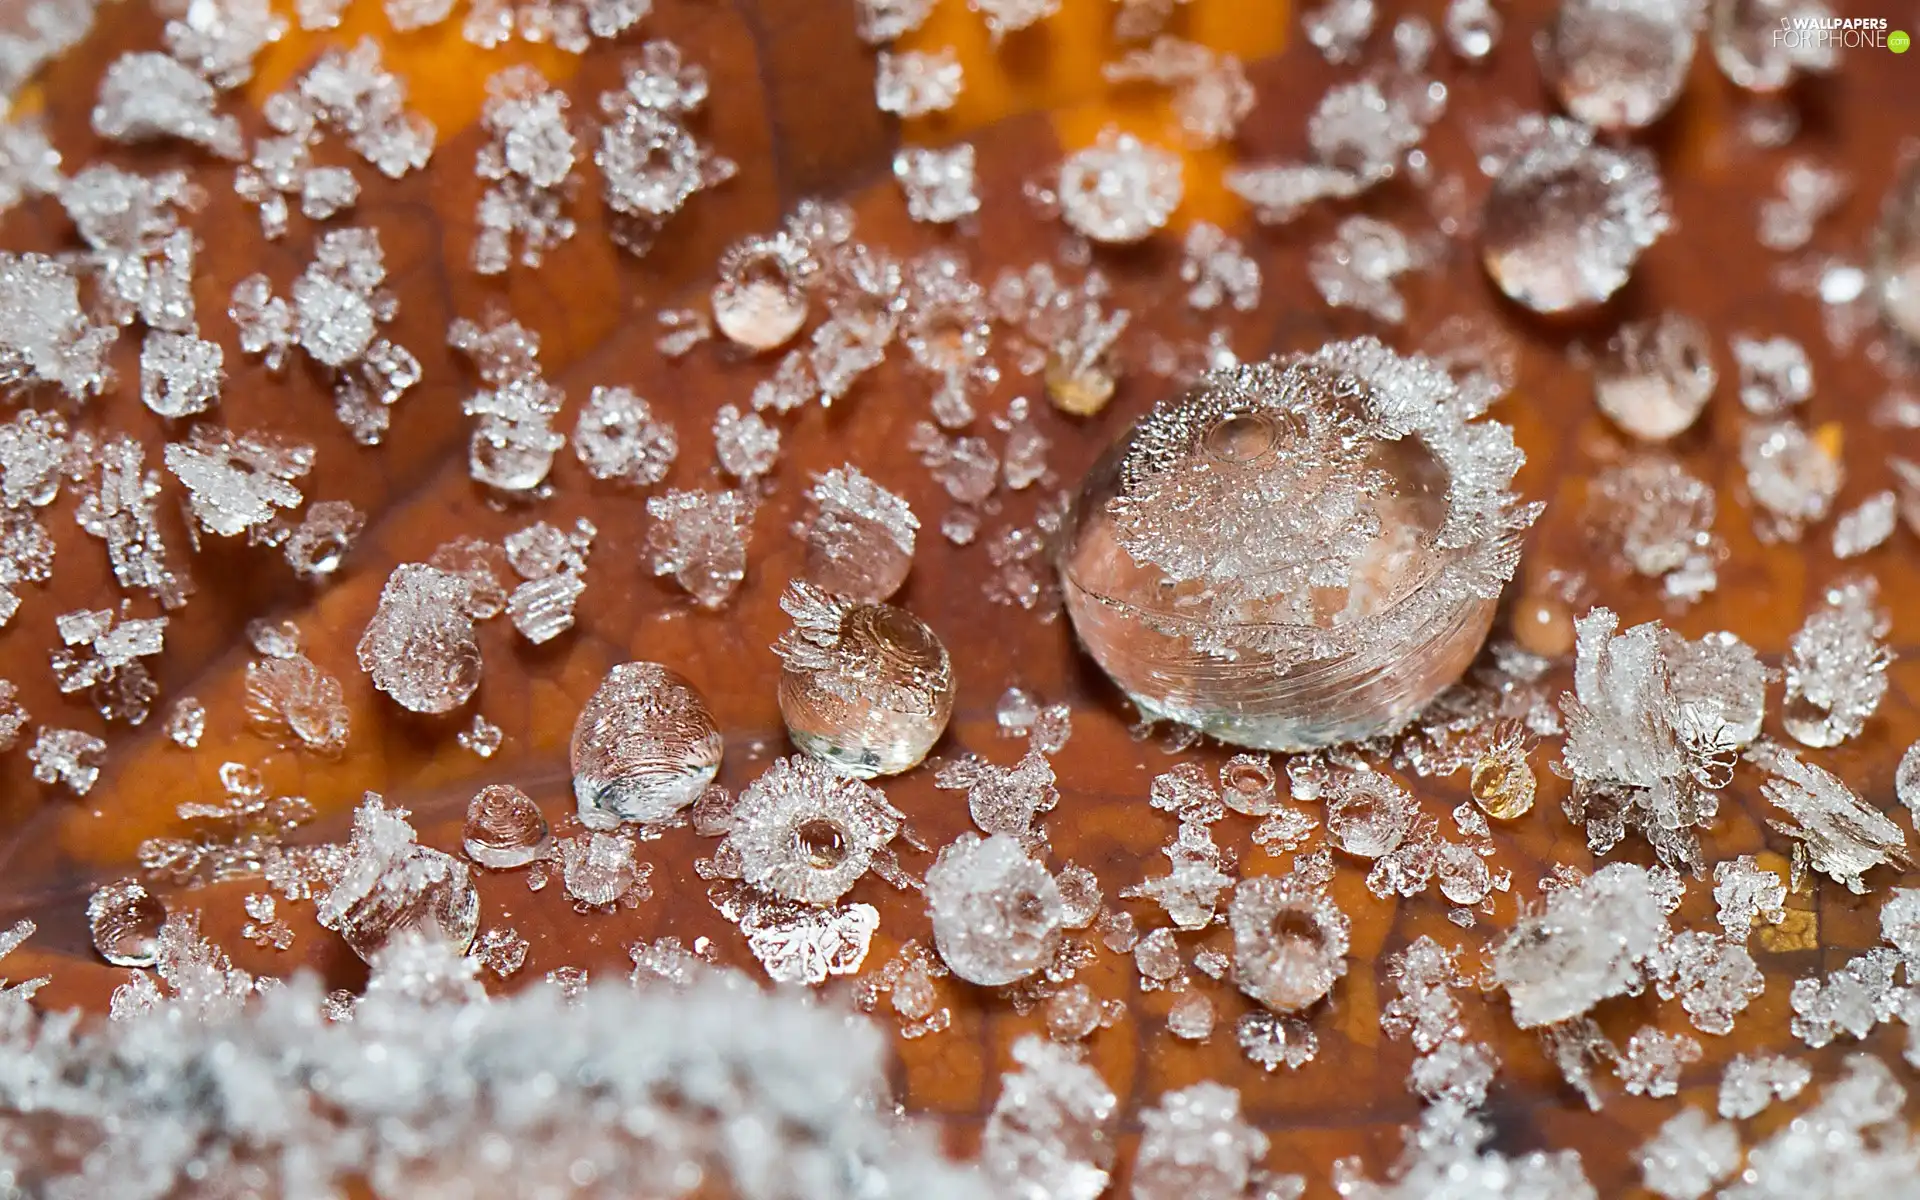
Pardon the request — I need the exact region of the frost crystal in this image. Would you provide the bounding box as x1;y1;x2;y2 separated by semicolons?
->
245;653;350;755
1718;1052;1810;1118
1180;222;1261;312
1833;490;1897;558
0;253;116;401
1760;158;1850;251
285;500;363;580
463;0;650;51
646;487;755;608
894;144;982;225
1789;948;1905;1047
1617;1026;1702;1097
140;330;225;418
1102;38;1253;148
925;832;1063;986
937;749;1059;843
1731;333;1814;415
1333;1104;1596;1199
355;564;483;714
77;436;191;608
1781;576;1891;747
1638;1108;1740;1200
800;465;918;603
52;606;167;724
982;1036;1117;1200
1444;0;1501;56
1585;457;1722;601
1559;610;1733;868
572;385;677;486
1712;855;1786;942
274;39;435;178
1130;1083;1267;1200
93;52;243;159
1725;1057;1916;1200
165;426;313;537
875;49;963;117
1309;214;1434;323
317;794;479;961
1593;312;1717;442
473;65;579;273
1056;130;1183;244
571;661;722;827
1302;0;1374;61
724;755;902;905
1751;741;1909;892
596;43;736;252
1740;418;1840;541
28;727;107;794
714;404;780;481
450;313;566;493
1491;863;1667;1028
1230;876;1350;1013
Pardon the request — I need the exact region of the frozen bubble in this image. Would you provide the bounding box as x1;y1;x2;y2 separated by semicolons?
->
1480;117;1669;314
87;878;167;968
570;662;724;827
925;832;1064;986
1469;735;1537;819
727;754;901;905
462;783;551;869
1229;876;1351;1012
1324;771;1416;857
1541;0;1701;131
775;584;954;778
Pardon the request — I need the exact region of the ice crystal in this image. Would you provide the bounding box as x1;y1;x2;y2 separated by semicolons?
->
93;51;243;159
1301;0;1374;61
1122;821;1234;929
1647;931;1765;1035
1333;1104;1596;1199
982;1036;1117;1200
165;426;313;538
473;65;578;273
596;44;735;252
875;49;963;117
462;0;650;51
0;253;116;400
645;487;755;608
1752;741;1909;892
1789;948;1905;1047
1725;1056;1917;1200
937;749;1059;843
1103;38;1253;148
1732;334;1814;415
51;605;166;723
1130;1082;1267;1200
1444;0;1501;57
317;794;479;962
924;833;1063;986
356;563;483;715
1782;577;1891;747
1638;1108;1740;1200
1740;418;1840;541
1056;130;1183;244
1230;876;1350;1013
1585;456;1722;602
856;0;935;41
714;404;780;481
1593;313;1717;442
61;165;201;332
1309;215;1434;323
1492;863;1667;1028
244;653;350;755
28;727;107;794
1179;222;1260;312
799;465;919;603
724;754;902;905
1833;490;1897;558
450;313;566;493
1718;1052;1810;1118
1712;856;1787;942
895;144;981;225
573;384;677;486
1759;158;1849;251
272;39;434;178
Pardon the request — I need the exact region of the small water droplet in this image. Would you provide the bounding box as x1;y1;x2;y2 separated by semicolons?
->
88;879;167;968
462;783;551;869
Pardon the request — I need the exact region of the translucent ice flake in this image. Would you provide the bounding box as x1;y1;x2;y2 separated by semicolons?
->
571;662;722;826
731;895;879;985
1718;1052;1810;1118
924;832;1063;986
984;1036;1118;1200
895;144;982;225
1750;742;1909;892
1646;931;1765;1035
28;727;107;794
1593;312;1716;441
799;465;918;602
937;748;1060;842
463;783;550;869
244;653;349;754
1324;770;1416;857
646;487;755;608
1309;214;1434;323
355;563;482;715
572;384;677;486
1122;821;1234;928
1478;115;1670;314
0;253;116;401
93;51;243;158
725;755;901;905
713;404;780;481
1057;130;1183;244
87;879;167;968
1782;577;1890;747
1713;856;1787;942
140;330;225;418
1638;1108;1739;1200
165;426;313;538
1560;610;1733;867
560;831;650;908
1539;0;1702;131
775;583;954;778
875;48;963;117
317;795;480;961
276;38;434;177
1492;862;1667;1028
449;313;566;493
472;65;578;274
1334;1105;1597;1198
1230;876;1350;1013
1130;1083;1267;1200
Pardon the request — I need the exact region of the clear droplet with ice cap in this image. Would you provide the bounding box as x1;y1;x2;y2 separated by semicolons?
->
88;878;166;968
571;662;724;828
462;783;551;869
775;582;954;778
1479;115;1670;314
1540;0;1703;131
712;232;811;351
1593;311;1717;440
1055;338;1538;750
1871;158;1920;348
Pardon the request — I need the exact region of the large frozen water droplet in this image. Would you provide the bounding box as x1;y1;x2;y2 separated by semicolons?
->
925;832;1064;986
1480;118;1669;314
1541;0;1701;131
775;583;954;778
571;662;724;827
355;563;482;714
87;878;166;968
462;783;551;869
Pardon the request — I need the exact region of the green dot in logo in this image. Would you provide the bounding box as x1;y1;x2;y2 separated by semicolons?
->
1893;29;1912;52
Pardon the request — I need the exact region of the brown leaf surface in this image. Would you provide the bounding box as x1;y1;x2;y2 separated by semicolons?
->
1;0;1918;1193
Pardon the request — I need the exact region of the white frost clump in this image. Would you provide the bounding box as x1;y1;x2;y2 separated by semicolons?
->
1490;863;1668;1028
